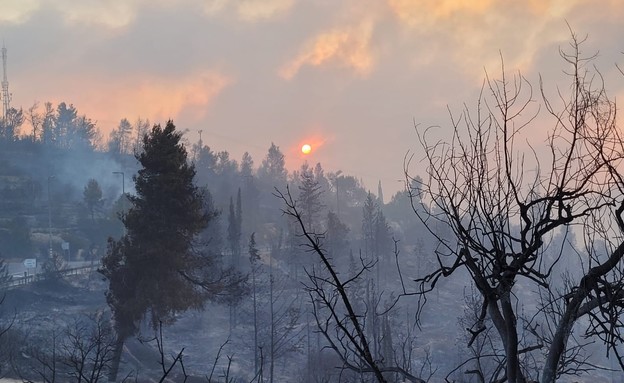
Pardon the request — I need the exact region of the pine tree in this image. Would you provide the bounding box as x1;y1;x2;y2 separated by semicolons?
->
227;188;243;265
55;102;77;148
236;187;243;236
133;117;150;154
362;192;391;262
258;142;287;186
41;102;55;146
325;211;349;256
240;153;259;232
227;196;236;256
298;162;324;231
0;107;24;141
258;143;288;222
83;179;103;222
108;118;133;155
100;121;221;381
227;190;243;267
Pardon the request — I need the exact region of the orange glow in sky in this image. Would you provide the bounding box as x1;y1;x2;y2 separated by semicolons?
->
290;134;330;169
5;0;624;197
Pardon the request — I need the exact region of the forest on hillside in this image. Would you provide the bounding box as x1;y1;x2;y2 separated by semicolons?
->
0;99;435;382
0;99;423;267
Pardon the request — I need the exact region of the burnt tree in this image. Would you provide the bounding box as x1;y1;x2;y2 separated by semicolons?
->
408;34;624;383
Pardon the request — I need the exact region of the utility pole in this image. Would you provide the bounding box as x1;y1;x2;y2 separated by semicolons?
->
47;175;55;257
1;43;11;119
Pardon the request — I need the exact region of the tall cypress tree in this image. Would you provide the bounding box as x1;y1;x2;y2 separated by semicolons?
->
101;121;218;381
236;187;243;238
362;192;376;258
227;188;243;265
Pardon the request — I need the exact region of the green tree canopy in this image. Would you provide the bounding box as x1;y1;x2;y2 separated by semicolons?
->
258;142;287;189
82;178;103;221
100;121;233;380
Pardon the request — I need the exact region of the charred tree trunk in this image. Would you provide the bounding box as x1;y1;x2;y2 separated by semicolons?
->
108;335;125;382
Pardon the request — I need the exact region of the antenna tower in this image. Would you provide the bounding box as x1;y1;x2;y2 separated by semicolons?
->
1;44;10;119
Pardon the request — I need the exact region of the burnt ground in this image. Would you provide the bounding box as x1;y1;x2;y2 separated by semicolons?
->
1;270;619;382
0;273;259;383
0;274;202;382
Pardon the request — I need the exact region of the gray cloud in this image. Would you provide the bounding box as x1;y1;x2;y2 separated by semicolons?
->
1;0;623;196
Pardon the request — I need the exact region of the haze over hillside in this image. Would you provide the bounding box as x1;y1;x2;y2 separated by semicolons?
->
2;2;624;382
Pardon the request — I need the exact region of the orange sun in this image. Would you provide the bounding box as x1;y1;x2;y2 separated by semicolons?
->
301;144;312;154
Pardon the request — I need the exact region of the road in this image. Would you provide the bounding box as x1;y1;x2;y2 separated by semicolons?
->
3;260;100;289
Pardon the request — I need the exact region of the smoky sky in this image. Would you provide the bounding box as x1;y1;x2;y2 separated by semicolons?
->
2;0;624;196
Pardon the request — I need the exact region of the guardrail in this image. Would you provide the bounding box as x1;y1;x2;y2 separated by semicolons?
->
2;262;101;290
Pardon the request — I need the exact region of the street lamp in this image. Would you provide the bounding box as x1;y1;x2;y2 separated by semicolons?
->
47;175;55;257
